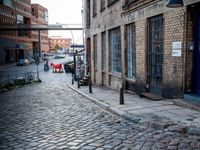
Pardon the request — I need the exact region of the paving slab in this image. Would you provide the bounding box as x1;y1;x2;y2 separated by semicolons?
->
66;74;200;128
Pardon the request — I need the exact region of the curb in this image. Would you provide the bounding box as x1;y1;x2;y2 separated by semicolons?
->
66;84;141;123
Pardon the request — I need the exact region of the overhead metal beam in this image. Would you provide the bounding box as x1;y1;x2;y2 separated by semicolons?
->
0;24;83;31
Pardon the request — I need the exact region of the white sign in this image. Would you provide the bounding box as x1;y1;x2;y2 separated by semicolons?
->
172;50;182;57
172;41;182;57
172;41;182;49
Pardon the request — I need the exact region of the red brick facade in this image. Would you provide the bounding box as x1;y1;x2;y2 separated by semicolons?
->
31;4;49;53
49;37;72;51
0;0;49;64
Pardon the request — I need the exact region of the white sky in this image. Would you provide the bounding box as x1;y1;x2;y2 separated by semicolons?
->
31;0;83;44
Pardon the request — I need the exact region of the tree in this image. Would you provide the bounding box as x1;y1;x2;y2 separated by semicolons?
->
53;44;60;51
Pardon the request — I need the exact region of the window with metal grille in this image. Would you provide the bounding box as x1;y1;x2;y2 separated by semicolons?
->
109;27;121;73
93;0;97;17
148;15;163;95
93;34;98;70
126;23;136;79
101;31;106;71
100;0;105;12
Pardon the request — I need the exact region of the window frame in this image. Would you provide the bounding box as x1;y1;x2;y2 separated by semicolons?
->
100;0;105;12
126;23;136;80
101;31;106;72
93;34;98;70
93;0;97;17
109;27;121;74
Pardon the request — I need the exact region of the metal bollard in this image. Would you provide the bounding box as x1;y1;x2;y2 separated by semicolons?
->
120;87;124;105
77;76;80;88
89;81;92;93
72;75;74;85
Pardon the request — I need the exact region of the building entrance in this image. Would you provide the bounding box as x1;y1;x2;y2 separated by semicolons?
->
193;9;200;95
148;15;164;96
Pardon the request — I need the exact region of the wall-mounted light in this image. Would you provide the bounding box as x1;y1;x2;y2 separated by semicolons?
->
166;0;184;8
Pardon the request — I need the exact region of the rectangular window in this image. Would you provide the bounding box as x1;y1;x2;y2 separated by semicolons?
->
1;0;12;8
17;14;27;37
86;0;90;28
93;0;97;17
17;14;24;24
100;0;105;12
93;35;98;70
126;23;136;79
45;11;48;22
102;31;106;71
109;27;121;73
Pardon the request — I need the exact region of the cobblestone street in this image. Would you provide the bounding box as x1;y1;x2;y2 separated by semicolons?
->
0;72;200;150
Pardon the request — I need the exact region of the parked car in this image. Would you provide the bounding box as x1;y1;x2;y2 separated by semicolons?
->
16;59;29;66
28;58;35;64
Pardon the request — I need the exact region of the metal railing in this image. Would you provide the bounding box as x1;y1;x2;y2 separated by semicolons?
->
0;71;39;86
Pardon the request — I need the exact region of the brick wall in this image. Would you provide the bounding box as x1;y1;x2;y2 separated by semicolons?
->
84;0;191;98
135;19;147;94
163;8;186;98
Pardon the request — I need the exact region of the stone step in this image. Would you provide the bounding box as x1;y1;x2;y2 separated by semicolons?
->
140;92;163;101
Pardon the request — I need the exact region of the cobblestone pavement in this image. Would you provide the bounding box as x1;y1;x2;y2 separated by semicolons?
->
0;72;200;150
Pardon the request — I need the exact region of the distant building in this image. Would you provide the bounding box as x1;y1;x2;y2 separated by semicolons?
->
0;0;32;64
0;0;49;64
49;37;72;51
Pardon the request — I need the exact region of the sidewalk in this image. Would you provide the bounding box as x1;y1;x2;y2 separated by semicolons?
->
66;74;200;128
0;63;16;69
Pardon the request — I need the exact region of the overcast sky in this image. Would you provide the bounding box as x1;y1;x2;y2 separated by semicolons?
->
31;0;83;44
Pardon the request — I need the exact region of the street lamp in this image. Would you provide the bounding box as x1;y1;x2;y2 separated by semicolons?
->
166;0;184;8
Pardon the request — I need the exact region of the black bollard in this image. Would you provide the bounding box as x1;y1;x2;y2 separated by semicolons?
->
72;75;74;85
89;81;92;93
120;87;124;105
77;76;80;88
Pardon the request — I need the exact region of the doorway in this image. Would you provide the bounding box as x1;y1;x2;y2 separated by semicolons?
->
192;9;200;95
148;15;164;96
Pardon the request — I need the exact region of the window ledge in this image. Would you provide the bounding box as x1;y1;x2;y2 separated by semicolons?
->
107;0;119;7
100;7;105;12
109;72;121;78
125;77;136;83
92;13;97;17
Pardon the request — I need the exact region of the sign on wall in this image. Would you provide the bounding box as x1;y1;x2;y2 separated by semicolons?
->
172;41;182;57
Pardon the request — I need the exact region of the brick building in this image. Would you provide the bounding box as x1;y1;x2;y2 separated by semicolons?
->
31;3;49;53
0;0;48;64
83;0;200;101
0;0;32;64
49;37;72;51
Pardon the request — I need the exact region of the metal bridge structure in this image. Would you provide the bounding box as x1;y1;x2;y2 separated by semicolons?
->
0;24;83;31
0;24;83;59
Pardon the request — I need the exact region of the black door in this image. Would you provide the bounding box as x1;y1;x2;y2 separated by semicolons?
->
193;10;200;95
148;15;164;96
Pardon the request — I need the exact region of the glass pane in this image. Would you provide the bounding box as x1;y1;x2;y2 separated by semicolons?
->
126;23;136;79
109;27;121;73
